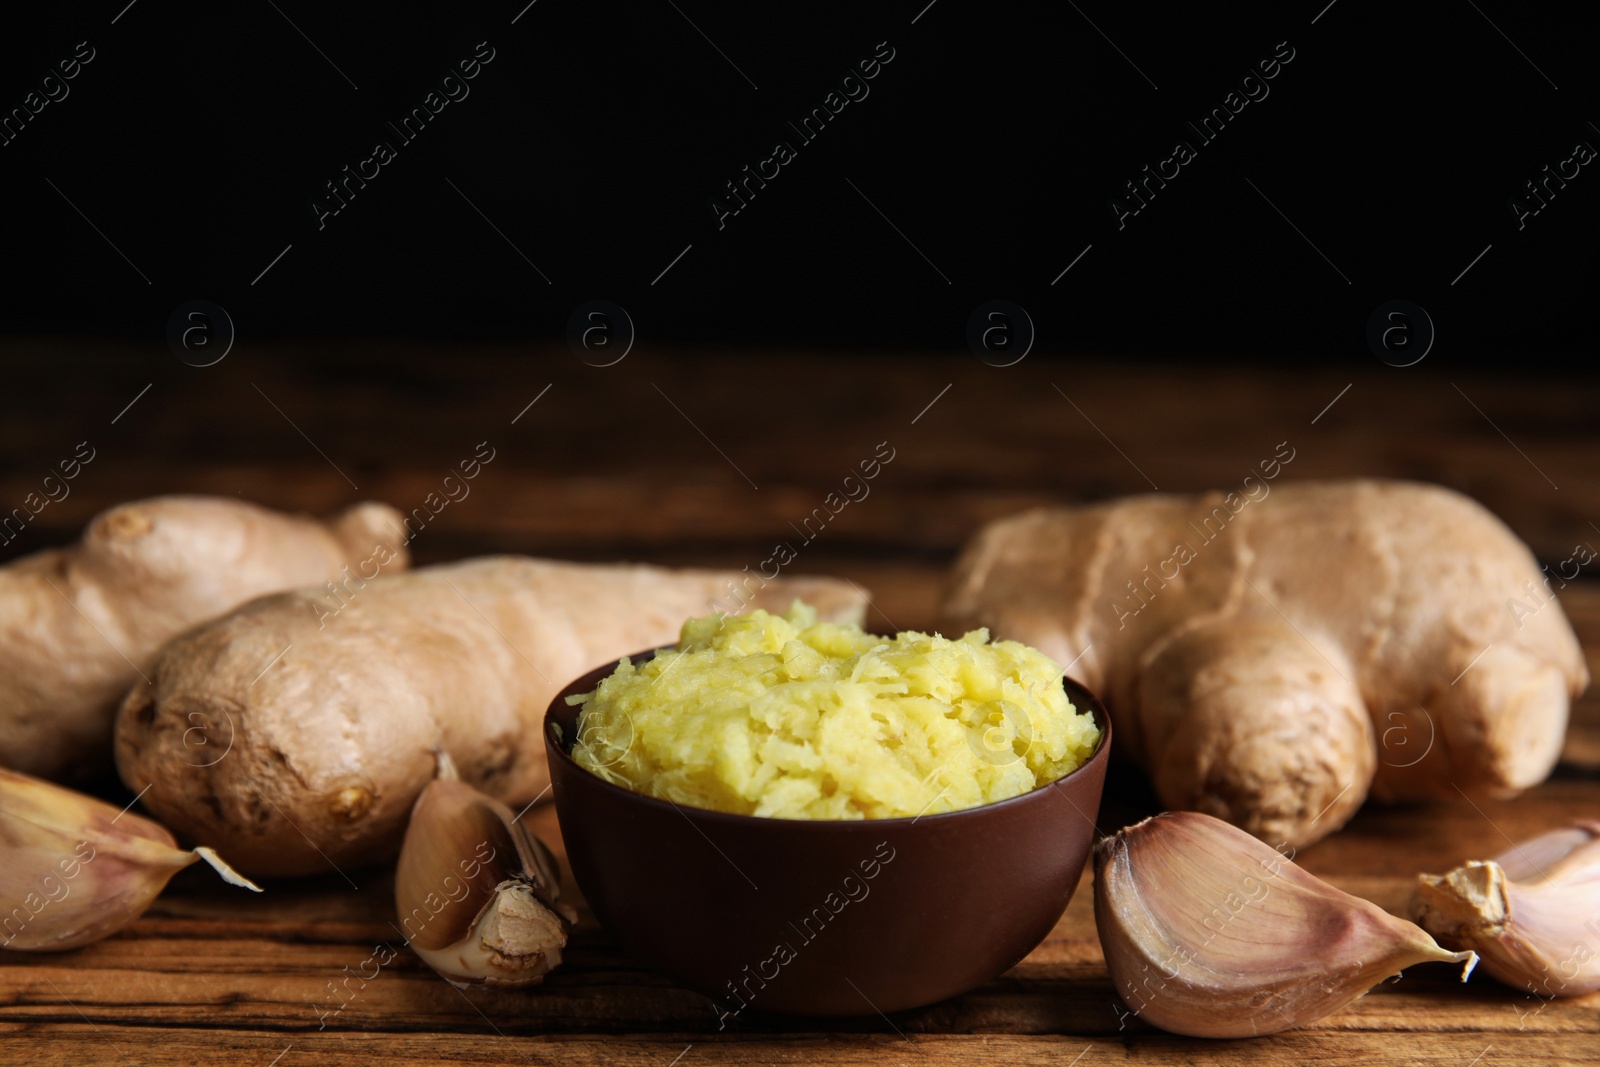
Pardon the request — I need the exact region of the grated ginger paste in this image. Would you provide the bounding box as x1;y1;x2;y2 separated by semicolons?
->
569;602;1100;819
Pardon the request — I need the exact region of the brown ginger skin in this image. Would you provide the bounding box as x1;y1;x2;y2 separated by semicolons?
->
0;495;410;780
941;480;1587;846
115;557;867;877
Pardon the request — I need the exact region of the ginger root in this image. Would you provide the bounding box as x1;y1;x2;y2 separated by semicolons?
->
114;557;866;877
0;495;409;780
940;480;1587;847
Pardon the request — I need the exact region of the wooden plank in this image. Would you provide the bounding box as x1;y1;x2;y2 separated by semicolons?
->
2;347;1595;562
1;1026;1597;1067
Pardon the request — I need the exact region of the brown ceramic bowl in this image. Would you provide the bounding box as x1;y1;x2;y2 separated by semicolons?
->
545;649;1112;1017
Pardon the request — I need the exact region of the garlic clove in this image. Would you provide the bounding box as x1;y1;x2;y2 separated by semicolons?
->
415;880;571;987
394;756;573;988
1095;811;1474;1039
0;767;260;952
1410;821;1600;997
1493;820;1599;881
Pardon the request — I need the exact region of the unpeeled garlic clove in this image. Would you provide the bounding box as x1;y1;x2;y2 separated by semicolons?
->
394;753;574;988
0;767;260;952
1410;821;1600;997
1095;811;1474;1038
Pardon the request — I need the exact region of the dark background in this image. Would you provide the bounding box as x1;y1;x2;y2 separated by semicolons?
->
0;0;1594;363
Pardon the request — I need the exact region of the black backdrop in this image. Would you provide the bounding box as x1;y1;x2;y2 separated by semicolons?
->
1;0;1595;365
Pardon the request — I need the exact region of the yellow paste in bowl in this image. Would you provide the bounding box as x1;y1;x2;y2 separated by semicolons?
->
569;602;1100;819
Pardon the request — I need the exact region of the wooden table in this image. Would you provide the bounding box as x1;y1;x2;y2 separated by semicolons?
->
1;346;1596;1064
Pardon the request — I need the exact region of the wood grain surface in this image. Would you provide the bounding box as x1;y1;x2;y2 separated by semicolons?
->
0;347;1596;1064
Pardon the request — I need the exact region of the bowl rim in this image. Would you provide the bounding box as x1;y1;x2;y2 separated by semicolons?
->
543;645;1113;831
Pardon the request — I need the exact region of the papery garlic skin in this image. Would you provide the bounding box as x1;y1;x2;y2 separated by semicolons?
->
395;755;574;988
1411;821;1600;997
1096;811;1474;1039
0;768;259;952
